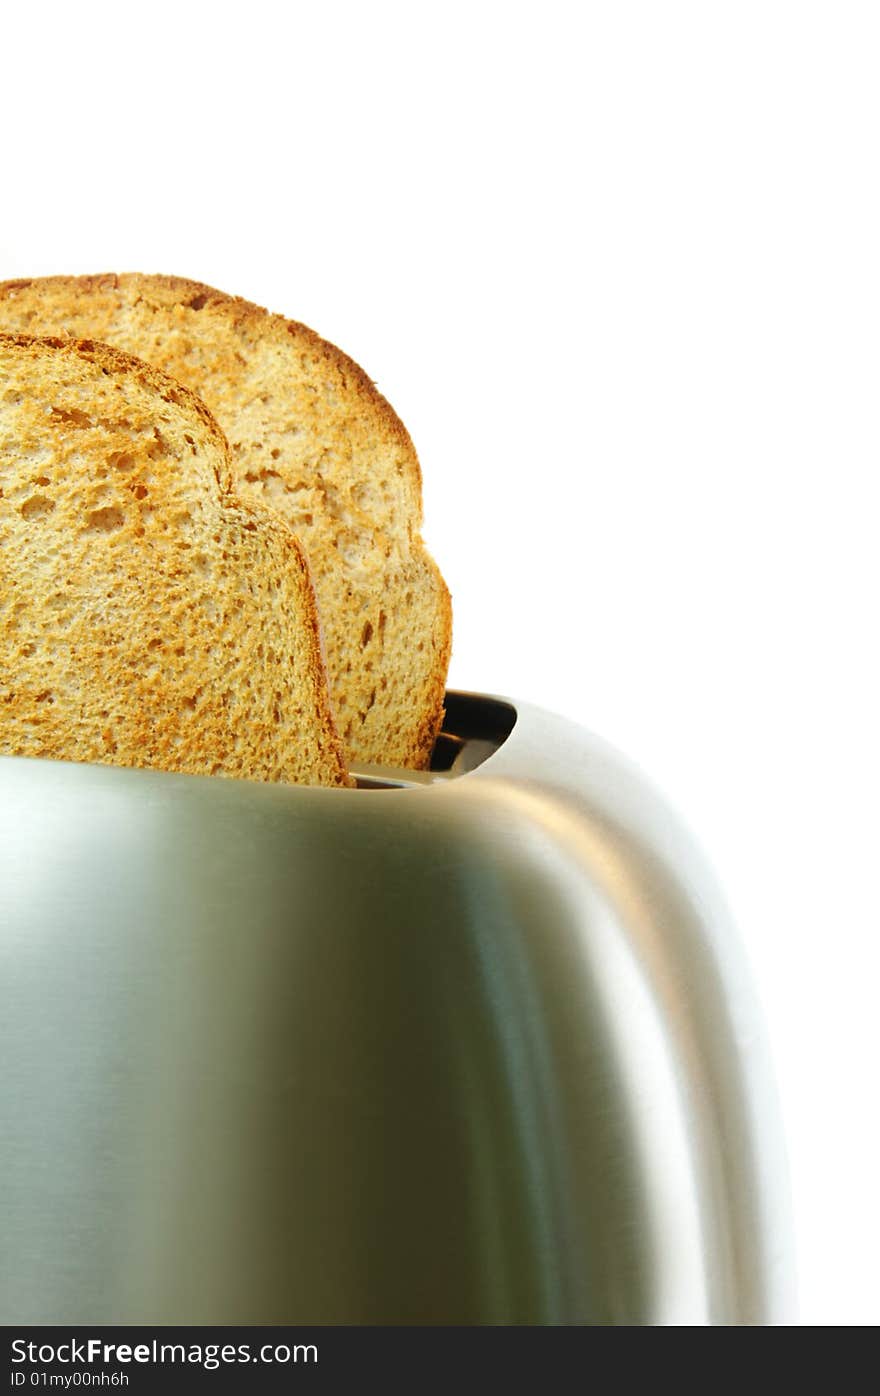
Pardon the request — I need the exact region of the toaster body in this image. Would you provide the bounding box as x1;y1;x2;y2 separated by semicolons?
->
0;693;793;1324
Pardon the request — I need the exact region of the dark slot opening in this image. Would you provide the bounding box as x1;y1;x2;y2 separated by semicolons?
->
432;692;517;768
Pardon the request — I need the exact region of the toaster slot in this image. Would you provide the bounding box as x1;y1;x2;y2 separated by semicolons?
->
351;692;517;789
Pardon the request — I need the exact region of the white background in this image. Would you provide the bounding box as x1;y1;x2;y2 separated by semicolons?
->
4;2;878;1325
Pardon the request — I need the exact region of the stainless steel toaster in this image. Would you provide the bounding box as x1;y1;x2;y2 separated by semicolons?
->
0;692;794;1325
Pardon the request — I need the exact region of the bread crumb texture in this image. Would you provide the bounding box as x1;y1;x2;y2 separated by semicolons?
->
0;275;452;768
0;333;350;786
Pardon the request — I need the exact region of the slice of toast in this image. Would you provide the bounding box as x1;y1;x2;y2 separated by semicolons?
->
0;275;452;769
0;333;350;787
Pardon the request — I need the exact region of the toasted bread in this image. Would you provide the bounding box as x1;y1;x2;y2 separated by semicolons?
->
0;274;452;769
0;333;350;786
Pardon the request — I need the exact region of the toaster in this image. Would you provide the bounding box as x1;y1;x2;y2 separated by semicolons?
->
0;691;794;1325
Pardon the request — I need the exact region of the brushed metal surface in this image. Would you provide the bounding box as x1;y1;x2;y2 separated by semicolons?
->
0;694;794;1324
